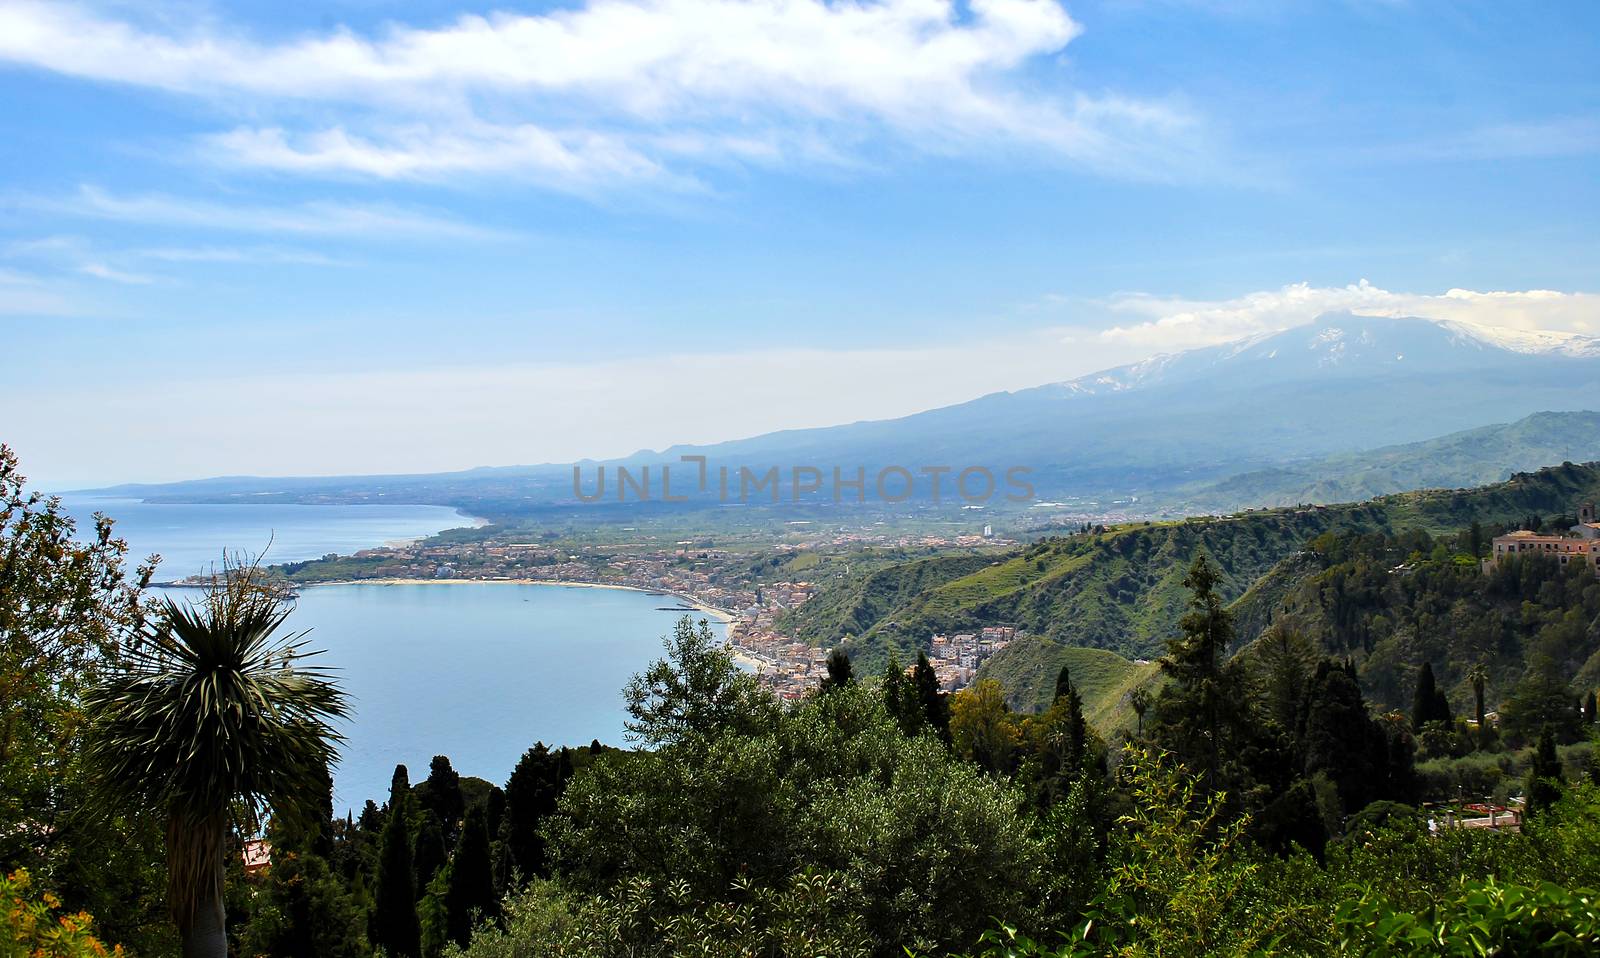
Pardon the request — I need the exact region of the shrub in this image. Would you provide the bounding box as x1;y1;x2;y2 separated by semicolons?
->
0;869;123;958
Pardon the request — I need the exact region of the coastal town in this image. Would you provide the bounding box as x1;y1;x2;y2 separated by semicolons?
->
244;526;1025;699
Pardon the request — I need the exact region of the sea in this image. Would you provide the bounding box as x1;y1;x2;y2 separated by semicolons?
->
60;497;722;812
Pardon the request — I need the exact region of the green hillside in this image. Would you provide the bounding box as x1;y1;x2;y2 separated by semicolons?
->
1174;410;1600;512
773;551;996;649
788;460;1600;706
1233;523;1600;717
976;638;1163;730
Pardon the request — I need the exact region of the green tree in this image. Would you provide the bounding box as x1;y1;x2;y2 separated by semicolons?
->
413;811;448;898
622;617;775;747
444;805;497;947
373;766;422;958
549;683;1053;954
950;679;1020;774
82;570;347;958
1152;554;1246;795
1503;654;1581;745
881;654;919;735
911;652;951;744
0;446;153;809
1256;627;1318;733
1302;661;1414;818
500;744;569;883
819;647;854;692
1468;661;1490;750
1411;661;1453;730
419;756;465;842
0;447;172;954
1053;665;1074;704
1020;675;1096;810
417;868;450;958
1526;726;1564;815
241;799;368;958
1128;686;1151;736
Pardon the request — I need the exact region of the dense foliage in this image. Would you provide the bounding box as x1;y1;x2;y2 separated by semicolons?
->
0;869;124;958
783;460;1600;700
6;442;1600;957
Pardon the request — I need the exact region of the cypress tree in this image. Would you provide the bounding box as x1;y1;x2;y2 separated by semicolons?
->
1585;690;1598;725
445;805;498;947
1412;662;1440;730
820;647;854;692
1303;662;1399;815
1155;554;1243;794
1053;665;1073;704
1527;726;1564;815
1065;683;1087;771
881;655;917;734
358;799;383;837
421;755;465;840
372;765;421;958
413;810;447;894
502;744;568;882
912;651;951;743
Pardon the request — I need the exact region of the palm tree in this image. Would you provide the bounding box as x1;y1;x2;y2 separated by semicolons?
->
84;569;347;958
1468;661;1489;750
1129;686;1151;735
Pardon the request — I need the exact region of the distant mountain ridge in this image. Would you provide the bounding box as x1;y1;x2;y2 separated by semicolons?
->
1171;410;1600;512
82;314;1600;514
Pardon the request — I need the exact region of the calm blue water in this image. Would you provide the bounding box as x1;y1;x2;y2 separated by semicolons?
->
66;497;717;812
283;583;718;812
61;496;474;580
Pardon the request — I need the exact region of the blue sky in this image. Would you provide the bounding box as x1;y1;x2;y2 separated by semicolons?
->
2;0;1597;484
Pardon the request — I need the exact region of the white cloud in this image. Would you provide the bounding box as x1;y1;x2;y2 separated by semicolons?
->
203;124;683;190
8;278;1596;480
27;185;508;240
134;245;353;266
1094;281;1600;350
78;261;157;285
0;0;1209;188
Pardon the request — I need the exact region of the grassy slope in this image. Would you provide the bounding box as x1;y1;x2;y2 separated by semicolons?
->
800;505;1391;661
791;461;1600;706
977;638;1164;732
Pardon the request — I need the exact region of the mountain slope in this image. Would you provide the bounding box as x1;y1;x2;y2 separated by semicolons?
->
790;461;1600;709
1173;410;1600;512
82;315;1600;513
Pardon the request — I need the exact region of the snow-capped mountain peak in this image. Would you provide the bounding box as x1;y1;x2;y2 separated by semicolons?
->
1041;313;1600;401
1436;319;1600;358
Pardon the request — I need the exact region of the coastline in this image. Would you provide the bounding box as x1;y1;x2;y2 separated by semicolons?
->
378;507;491;549
299;577;736;624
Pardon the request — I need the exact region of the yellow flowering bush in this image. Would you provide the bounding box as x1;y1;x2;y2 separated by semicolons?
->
1;870;123;958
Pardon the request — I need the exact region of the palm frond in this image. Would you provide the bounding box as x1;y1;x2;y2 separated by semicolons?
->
83;588;348;827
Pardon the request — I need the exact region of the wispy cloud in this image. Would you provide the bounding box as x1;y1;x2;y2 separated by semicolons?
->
134;245;354;267
1365;116;1600;164
78;261;157;285
1093;280;1600;350
0;0;1214;189
0;267;76;316
25;185;508;240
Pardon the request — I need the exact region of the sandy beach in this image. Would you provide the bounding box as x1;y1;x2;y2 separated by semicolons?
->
300;577;736;624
